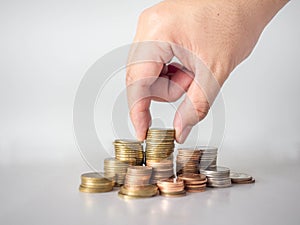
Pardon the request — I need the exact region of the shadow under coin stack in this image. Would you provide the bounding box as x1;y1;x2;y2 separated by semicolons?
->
104;158;134;186
145;128;175;161
146;159;174;184
176;148;201;175
157;178;186;197
79;172;114;193
199;146;218;169
118;166;158;199
114;139;144;166
178;173;207;193
200;166;232;188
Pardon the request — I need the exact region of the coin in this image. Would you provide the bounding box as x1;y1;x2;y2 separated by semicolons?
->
177;173;207;192
113;139;144;165
157;178;185;197
146;159;174;184
79;172;114;193
160;190;186;197
79;185;113;193
230;172;253;182
120;185;158;197
118;191;158;200
200;166;232;188
233;178;255;184
176;149;201;175
104;158;133;185
146;128;175;161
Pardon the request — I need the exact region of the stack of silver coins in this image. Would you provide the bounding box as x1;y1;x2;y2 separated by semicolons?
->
104;157;134;186
199;146;218;169
146;159;174;184
200;166;232;188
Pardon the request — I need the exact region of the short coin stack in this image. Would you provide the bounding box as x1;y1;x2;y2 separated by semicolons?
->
146;159;174;184
230;172;255;184
104;158;134;186
114;139;144;165
79;172;114;193
157;178;186;197
199;146;218;169
200;166;232;188
145;128;175;161
178;173;207;192
176;148;201;175
118;166;158;199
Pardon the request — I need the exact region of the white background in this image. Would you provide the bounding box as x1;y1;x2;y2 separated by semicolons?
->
0;1;299;224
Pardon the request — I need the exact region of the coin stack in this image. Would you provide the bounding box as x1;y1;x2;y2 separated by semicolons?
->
104;158;134;186
114;139;144;165
79;172;114;193
176;148;201;175
230;172;255;184
146;159;174;184
118;166;158;199
200;166;232;188
157;178;186;197
199;146;218;169
178;173;207;193
145;128;175;161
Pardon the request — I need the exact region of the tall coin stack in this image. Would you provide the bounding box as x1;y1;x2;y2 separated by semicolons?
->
118;166;158;199
145;128;175;161
176;148;201;175
200;166;232;188
146;159;174;184
104;158;134;186
114;139;144;165
199;146;218;169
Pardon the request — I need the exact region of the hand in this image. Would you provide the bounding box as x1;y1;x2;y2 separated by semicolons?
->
126;0;289;143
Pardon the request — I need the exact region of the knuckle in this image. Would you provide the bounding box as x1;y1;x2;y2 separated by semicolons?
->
193;99;210;120
138;6;165;28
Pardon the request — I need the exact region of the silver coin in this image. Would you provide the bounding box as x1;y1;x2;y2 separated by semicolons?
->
200;166;230;174
230;172;252;182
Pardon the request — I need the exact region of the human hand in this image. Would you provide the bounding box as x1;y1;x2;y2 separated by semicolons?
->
126;0;289;143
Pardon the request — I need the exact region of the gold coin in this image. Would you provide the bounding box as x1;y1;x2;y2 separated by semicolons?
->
120;185;158;197
160;190;186;197
79;185;113;193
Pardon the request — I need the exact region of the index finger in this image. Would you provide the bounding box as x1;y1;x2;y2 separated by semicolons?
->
126;42;173;140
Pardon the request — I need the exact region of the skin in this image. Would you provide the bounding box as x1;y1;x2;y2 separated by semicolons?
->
126;0;289;143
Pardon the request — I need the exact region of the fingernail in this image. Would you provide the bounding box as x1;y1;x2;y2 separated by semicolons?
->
136;132;145;141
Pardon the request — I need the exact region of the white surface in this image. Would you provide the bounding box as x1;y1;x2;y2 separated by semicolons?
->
1;148;300;225
1;0;300;224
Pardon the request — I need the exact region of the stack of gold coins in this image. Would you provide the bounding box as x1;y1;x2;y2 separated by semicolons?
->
104;158;134;186
200;166;232;188
178;173;207;192
146;159;174;184
176;148;201;175
114;139;144;165
157;178;186;197
118;166;158;199
79;172;114;193
199;146;218;169
145;128;175;161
